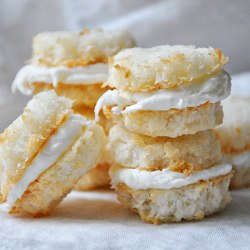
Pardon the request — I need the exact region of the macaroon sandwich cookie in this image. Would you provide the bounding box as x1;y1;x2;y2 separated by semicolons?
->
108;125;233;223
102;45;233;224
11;28;134;191
214;96;250;189
12;28;135;110
95;45;231;137
0;90;106;215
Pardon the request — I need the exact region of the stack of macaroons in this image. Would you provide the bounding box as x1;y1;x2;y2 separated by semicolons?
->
0;90;106;216
214;96;250;189
96;45;233;224
11;28;136;190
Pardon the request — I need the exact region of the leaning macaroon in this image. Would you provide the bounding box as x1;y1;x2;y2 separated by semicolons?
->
214;96;250;189
0;90;106;216
110;163;232;224
95;45;231;137
12;28;135;110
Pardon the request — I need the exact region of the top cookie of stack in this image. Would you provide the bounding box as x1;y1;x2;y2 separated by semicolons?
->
95;45;231;137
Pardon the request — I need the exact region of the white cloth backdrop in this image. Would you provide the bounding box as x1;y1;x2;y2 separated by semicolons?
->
0;1;250;249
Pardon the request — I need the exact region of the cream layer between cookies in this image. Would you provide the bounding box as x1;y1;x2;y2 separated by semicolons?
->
12;63;108;95
95;70;231;119
110;163;232;190
7;114;87;207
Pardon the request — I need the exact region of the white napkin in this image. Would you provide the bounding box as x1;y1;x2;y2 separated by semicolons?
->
0;190;249;250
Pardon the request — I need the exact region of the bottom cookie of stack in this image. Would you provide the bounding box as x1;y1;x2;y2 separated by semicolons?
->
110;164;232;224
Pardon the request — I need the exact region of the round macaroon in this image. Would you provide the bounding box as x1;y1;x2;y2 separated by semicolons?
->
107;46;228;91
214;96;250;189
95;45;231;137
0;90;106;216
12;28;135;109
110;163;232;224
107;125;221;175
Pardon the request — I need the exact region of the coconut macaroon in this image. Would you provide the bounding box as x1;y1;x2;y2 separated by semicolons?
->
12;28;135;109
103;45;232;224
74;139;111;190
95;45;231;137
108;125;221;174
0;90;106;216
110;163;232;224
73;106;112;190
75;162;110;190
12;28;134;191
108;125;233;224
214;96;250;189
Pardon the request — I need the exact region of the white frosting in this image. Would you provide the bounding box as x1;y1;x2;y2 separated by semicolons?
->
111;163;232;190
223;151;250;169
12;63;109;95
95;70;231;119
7;114;87;207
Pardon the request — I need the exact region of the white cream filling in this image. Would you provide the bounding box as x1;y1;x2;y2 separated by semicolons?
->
111;163;232;190
7;114;87;207
222;151;250;169
95;70;231;119
12;63;109;95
